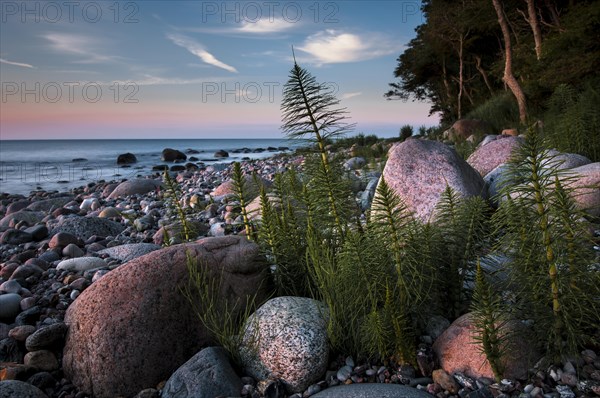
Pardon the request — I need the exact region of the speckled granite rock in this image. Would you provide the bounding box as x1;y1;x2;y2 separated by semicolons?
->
97;243;161;262
311;383;433;398
51;216;125;241
240;296;329;393
381;139;486;222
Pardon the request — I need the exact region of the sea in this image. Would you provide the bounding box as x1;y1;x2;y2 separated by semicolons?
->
0;139;299;196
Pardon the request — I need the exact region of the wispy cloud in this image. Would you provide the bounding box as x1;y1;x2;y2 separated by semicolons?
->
167;33;238;73
119;74;232;86
0;58;35;68
43;33;120;64
297;30;402;65
341;92;362;100
237;19;296;34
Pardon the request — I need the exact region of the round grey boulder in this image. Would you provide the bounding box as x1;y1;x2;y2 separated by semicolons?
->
240;296;329;393
311;384;432;398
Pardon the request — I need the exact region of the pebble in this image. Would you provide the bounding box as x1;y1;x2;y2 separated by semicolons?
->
24;349;59;371
0;293;22;319
0;279;23;294
57;256;107;272
336;365;352;382
25;322;68;351
8;324;36;342
555;385;575;398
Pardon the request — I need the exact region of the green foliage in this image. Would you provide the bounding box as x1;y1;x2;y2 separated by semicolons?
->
162;170;193;243
231;162;255;240
465;92;520;134
470;262;507;382
493;126;600;361
183;252;260;365
399;125;414;141
281;55;355;238
434;187;492;319
544;83;600;162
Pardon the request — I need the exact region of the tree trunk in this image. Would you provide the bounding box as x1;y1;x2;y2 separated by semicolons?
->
492;0;528;124
526;0;543;59
457;34;465;119
474;55;494;95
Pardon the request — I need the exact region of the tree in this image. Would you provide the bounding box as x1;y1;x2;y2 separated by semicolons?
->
492;0;528;123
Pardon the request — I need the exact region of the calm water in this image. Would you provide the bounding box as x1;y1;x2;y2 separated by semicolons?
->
0;139;297;195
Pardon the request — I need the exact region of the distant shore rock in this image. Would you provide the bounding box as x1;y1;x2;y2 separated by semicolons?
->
214;150;229;158
117;152;137;165
161;148;187;162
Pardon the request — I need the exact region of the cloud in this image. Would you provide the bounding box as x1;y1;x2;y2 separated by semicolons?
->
237;19;296;34
43;33;119;64
297;30;403;65
167;33;238;73
341;92;362;100
0;58;35;68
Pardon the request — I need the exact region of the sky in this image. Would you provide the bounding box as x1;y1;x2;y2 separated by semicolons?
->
0;0;437;140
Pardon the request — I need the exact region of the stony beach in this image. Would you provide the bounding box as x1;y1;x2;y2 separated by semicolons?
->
1;138;599;398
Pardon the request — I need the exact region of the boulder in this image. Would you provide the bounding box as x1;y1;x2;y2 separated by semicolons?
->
97;243;161;262
6;201;29;215
50;216;124;241
0;229;33;245
161;347;242;398
432;313;540;380
548;150;591;170
467;136;523;177
26;197;72;212
117;152;137;165
106;179;162;199
214;150;229;158
63;236;271;398
0;380;48;398
568;162;600;217
443;119;494;141
240;296;328;393
162;148;187;162
0;211;44;232
381;139;486;222
344;157;366;170
311;384;432;398
211;176;270;201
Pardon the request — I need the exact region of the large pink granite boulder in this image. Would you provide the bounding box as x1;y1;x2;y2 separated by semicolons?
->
63;236;271;398
432;313;540;380
381;139;486;222
467;136;523;177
